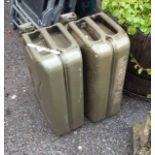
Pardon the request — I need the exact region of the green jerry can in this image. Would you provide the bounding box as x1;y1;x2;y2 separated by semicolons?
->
90;12;130;117
22;23;84;135
67;18;113;122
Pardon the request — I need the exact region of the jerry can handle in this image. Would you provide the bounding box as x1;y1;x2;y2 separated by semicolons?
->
56;23;78;45
68;19;101;45
41;24;74;49
93;12;124;33
68;21;91;45
23;30;61;56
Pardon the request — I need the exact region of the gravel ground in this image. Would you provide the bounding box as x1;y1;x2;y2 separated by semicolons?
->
4;1;151;155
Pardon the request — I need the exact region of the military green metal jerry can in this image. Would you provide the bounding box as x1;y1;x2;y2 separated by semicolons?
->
91;12;130;117
22;23;84;135
68;18;113;122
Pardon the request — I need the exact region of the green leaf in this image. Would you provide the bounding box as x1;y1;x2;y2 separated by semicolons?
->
140;26;150;34
139;5;144;11
133;17;141;24
144;29;150;35
147;94;151;99
134;64;139;69
111;1;117;7
128;26;137;35
130;58;136;63
118;18;126;25
138;68;143;75
144;3;151;10
111;10;120;17
147;69;151;75
126;16;133;23
145;17;151;26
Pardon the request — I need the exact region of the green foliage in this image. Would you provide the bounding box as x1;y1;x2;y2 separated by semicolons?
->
138;68;143;75
147;69;151;75
130;57;151;76
128;26;137;35
147;94;151;99
102;0;151;35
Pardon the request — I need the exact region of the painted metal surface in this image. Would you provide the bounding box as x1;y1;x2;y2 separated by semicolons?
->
68;18;113;122
91;12;130;116
22;23;84;135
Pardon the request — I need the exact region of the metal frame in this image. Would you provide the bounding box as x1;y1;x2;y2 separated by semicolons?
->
68;0;77;11
11;0;77;28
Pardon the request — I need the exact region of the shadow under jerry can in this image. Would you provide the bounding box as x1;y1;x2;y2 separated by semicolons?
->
68;18;113;122
90;12;130;117
22;23;84;135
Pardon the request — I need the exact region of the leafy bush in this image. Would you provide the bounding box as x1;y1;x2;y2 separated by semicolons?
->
102;0;151;35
